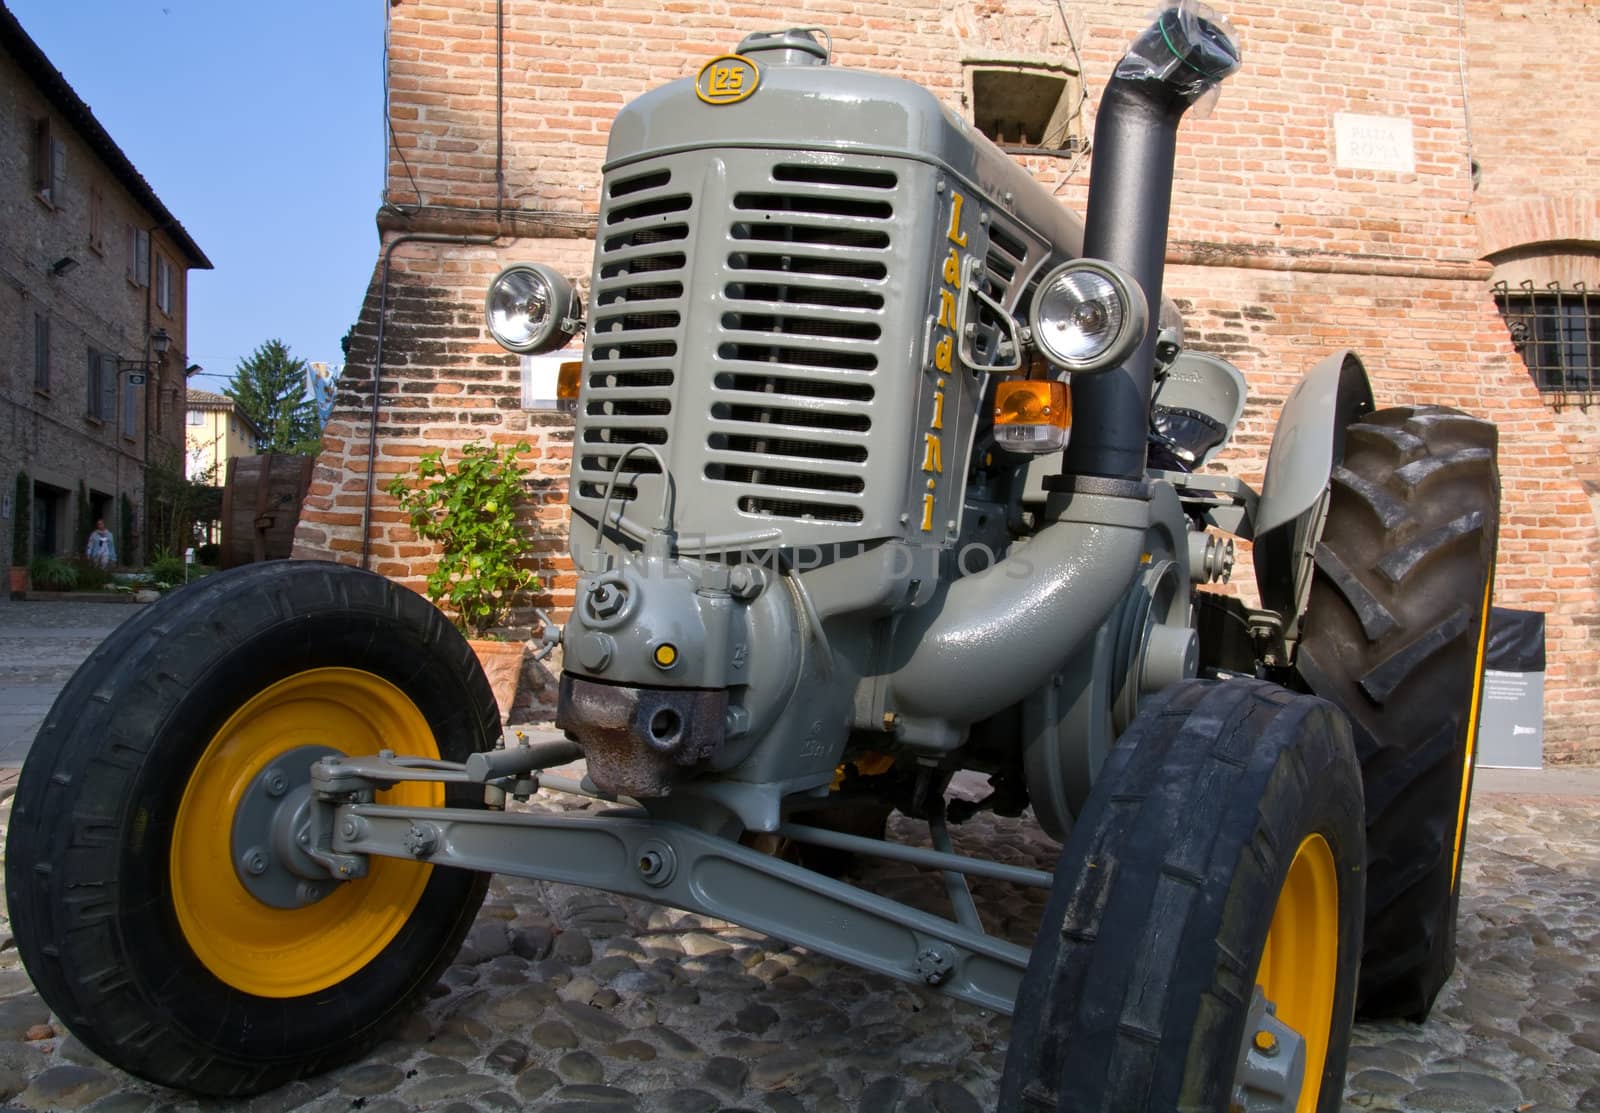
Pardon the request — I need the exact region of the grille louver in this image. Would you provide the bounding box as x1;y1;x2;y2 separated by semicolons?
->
579;171;689;501
706;163;895;525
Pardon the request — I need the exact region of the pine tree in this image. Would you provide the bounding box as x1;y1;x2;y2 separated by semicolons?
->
225;339;322;455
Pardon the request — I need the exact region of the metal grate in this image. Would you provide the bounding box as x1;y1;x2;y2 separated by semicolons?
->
1494;280;1598;406
580;170;689;501
971;217;1027;365
706;163;895;524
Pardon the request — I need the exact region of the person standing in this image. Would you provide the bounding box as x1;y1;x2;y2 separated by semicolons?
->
85;519;117;570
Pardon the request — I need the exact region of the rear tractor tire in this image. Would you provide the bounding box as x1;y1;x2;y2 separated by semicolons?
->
1000;679;1364;1113
5;561;502;1096
1295;405;1499;1020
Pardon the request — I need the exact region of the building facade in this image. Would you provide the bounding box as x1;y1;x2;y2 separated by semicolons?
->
184;388;260;484
295;0;1600;761
1;3;210;570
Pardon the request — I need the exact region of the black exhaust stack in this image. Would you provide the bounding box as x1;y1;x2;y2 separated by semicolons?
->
1064;4;1241;482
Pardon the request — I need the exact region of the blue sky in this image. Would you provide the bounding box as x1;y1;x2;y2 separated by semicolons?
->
10;0;383;395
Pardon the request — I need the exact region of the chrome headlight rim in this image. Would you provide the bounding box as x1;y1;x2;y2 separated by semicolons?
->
1028;259;1149;373
484;262;581;355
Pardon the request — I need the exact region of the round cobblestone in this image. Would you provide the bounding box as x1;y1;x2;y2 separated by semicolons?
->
0;639;1591;1113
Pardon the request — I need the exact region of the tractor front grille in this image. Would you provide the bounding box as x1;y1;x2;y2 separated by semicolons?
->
705;164;895;525
577;151;912;543
578;166;692;503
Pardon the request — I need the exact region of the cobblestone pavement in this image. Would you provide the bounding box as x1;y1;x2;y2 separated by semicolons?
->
0;764;1594;1113
0;598;141;767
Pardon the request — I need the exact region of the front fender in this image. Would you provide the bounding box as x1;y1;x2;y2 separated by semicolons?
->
1253;350;1374;618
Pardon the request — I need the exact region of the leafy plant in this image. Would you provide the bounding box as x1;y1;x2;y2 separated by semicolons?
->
29;556;78;591
72;558;111;591
383;441;540;638
145;450;218;559
146;549;188;587
12;472;30;568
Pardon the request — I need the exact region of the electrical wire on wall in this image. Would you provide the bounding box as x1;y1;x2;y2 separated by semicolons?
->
381;1;424;214
1049;0;1093;187
362;0;504;568
1456;0;1480;197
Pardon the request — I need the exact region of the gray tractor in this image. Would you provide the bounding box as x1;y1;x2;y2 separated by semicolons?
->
7;3;1498;1109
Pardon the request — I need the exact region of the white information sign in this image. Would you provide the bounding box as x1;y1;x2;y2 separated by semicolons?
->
1333;113;1415;173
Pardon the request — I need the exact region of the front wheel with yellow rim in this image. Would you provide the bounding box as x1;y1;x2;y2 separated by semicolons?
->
999;679;1364;1113
5;561;502;1097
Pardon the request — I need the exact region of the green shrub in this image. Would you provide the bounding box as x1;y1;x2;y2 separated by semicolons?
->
29;556;78;591
147;550;188;587
72;559;111;591
383;441;540;637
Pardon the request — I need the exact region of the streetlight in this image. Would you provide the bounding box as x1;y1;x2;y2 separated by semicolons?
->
117;327;175;561
117;327;171;381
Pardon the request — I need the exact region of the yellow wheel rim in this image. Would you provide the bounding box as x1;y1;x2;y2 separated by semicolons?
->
1453;572;1495;882
1254;833;1340;1113
170;667;443;998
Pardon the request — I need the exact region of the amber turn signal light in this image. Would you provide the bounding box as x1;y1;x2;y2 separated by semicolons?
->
993;380;1071;454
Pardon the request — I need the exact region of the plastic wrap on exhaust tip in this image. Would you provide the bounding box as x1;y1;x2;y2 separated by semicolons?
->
1117;0;1242;113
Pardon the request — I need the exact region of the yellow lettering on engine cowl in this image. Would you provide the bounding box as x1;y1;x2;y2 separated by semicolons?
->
947;194;968;247
919;190;969;534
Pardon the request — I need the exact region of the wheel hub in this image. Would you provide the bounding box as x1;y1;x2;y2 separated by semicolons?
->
231;743;343;908
1231;986;1307;1113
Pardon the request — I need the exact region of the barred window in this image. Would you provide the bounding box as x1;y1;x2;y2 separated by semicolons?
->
1493;281;1598;404
963;61;1086;158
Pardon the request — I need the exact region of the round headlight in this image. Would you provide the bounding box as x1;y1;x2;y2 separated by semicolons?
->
485;263;581;354
1028;260;1148;373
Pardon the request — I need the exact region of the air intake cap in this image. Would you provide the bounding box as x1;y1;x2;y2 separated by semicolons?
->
735;28;829;66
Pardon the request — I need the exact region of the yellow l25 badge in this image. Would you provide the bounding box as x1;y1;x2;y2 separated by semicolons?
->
695;54;760;105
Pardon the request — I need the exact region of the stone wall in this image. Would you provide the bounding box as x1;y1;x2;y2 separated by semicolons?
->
296;0;1600;759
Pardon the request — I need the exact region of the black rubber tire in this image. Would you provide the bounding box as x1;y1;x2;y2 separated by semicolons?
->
999;679;1364;1113
1294;405;1499;1021
5;560;501;1096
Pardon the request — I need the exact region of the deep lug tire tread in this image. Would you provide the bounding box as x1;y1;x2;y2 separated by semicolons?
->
999;679;1364;1112
1295;404;1500;1021
5;561;502;1096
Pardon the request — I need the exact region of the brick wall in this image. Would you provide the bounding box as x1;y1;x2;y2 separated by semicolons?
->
1465;1;1600;580
1;46;195;567
298;0;1600;758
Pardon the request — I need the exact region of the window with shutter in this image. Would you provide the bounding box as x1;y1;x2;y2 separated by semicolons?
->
86;350;117;422
34;314;50;391
51;138;66;202
30;118;50;196
122;380;138;439
86;348;101;419
127;227;150;286
99;353;118;422
156;256;172;314
89;188;105;252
